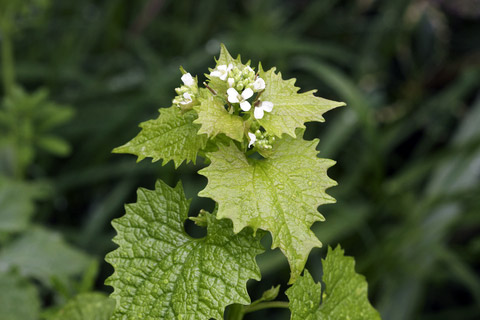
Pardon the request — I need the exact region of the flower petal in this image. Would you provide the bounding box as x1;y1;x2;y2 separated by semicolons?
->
240;101;251;111
180;92;193;105
242;88;254;100
210;70;221;78
254;107;264;119
253;78;265;91
227;88;238;96
260;101;274;112
227;88;240;103
248;132;256;148
228;78;235;87
181;73;194;86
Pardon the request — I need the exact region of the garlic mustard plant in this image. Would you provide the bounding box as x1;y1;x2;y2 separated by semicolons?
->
107;45;381;319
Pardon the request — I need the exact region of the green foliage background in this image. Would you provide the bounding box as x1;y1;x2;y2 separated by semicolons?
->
1;0;479;319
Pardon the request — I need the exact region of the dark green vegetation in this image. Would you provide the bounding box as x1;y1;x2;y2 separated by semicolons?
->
1;0;479;319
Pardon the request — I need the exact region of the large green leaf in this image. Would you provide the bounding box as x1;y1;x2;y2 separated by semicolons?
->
113;106;207;168
0;272;40;320
193;93;245;142
286;246;381;320
51;292;115;320
105;180;264;320
198;133;336;283
0;226;93;287
258;66;345;138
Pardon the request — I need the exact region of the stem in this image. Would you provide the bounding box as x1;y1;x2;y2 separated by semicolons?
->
253;90;264;104
244;301;289;314
226;304;244;320
1;16;15;96
203;81;217;95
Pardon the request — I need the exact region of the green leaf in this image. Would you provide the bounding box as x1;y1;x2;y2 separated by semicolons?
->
198;133;336;283
105;180;264;320
51;292;115;320
215;44;243;67
258;66;345;138
193;93;245;142
286;246;381;320
0;272;40;320
0;226;93;287
113;106;207;168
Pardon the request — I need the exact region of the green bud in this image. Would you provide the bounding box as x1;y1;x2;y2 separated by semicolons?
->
236;83;244;92
250;121;260;131
261;286;280;301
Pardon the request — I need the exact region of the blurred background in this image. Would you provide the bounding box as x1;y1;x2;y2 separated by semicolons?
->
1;0;479;319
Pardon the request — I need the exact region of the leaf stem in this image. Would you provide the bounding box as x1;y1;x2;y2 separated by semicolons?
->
243;301;289;314
203;81;217;95
226;304;244;320
226;301;289;320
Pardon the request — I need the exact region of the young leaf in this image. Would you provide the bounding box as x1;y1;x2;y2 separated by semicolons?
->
51;292;115;320
215;44;242;68
285;246;381;320
198;132;336;283
113;106;207;168
193;93;245;142
105;180;264;320
258;66;345;138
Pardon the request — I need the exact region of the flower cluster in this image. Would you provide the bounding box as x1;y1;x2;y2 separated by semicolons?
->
173;73;198;111
173;61;278;151
210;64;273;120
248;129;276;150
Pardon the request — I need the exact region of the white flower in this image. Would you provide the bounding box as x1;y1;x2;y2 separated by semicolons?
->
227;77;235;87
181;73;195;86
227;87;254;111
252;77;265;91
179;92;193;105
254;101;274;119
248;132;256;148
210;64;233;81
